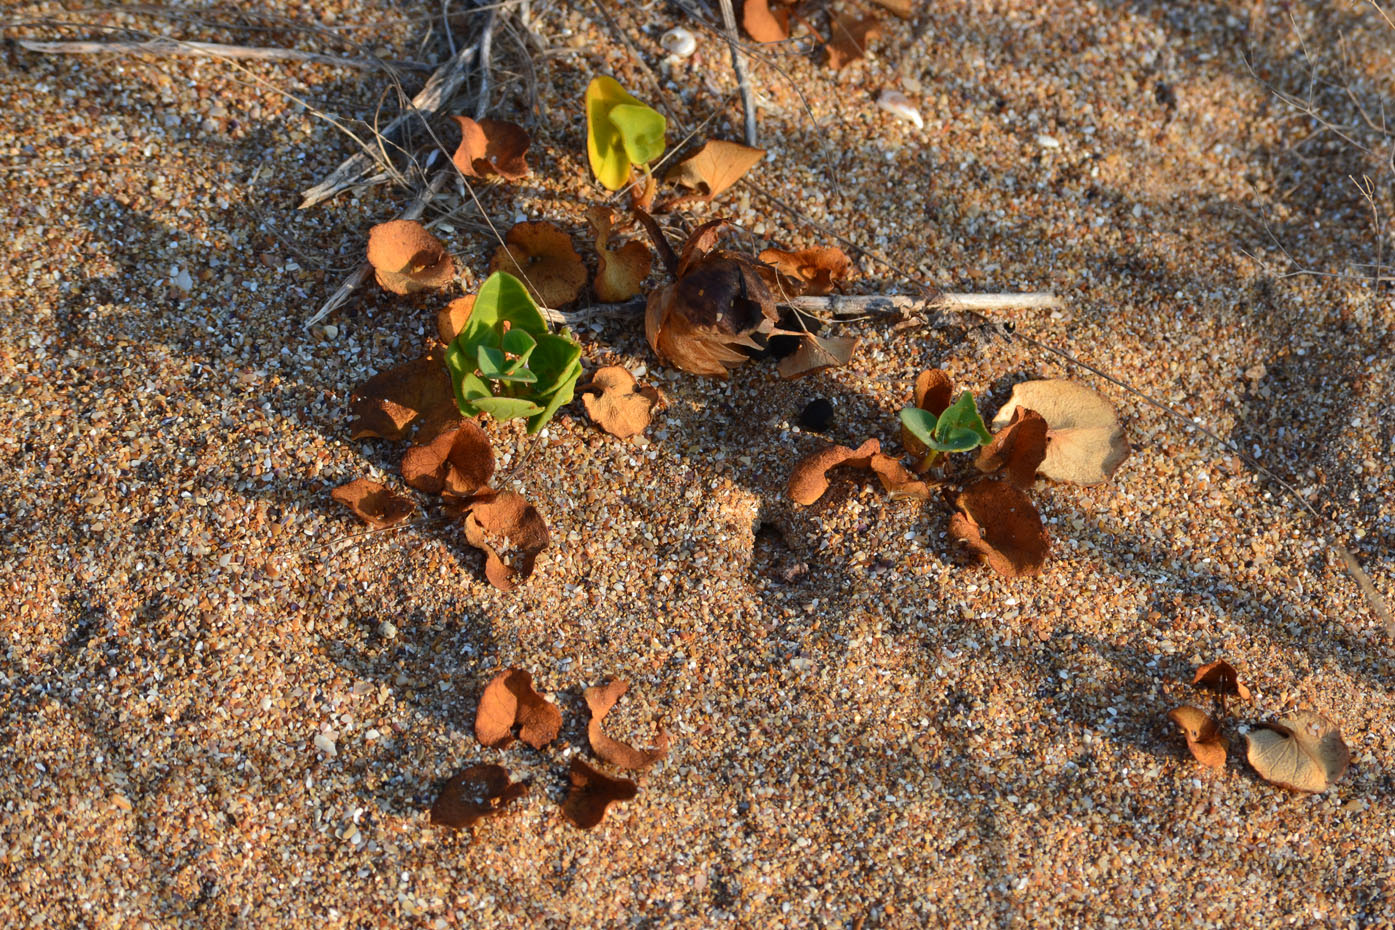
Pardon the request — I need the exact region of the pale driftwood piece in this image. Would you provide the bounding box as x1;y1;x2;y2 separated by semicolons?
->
298;44;477;209
537;292;1063;326
305;171;450;328
717;0;757;146
471;4;500;120
17;38;430;72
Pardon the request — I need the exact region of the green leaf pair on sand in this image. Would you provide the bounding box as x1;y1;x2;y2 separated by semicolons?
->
446;272;582;434
585;76;666;191
900;392;992;454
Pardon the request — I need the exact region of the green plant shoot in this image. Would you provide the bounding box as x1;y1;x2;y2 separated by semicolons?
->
900;391;993;453
585;75;666;190
446;271;582;434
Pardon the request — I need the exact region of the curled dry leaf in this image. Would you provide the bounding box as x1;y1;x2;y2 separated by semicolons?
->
579;366;662;439
1167;706;1228;769
430;764;528;829
451;116;530;180
666;139;766;202
1245;711;1350;792
330;478;413;528
826;14;883;70
474;668;562;750
741;0;791;42
788;438;931;505
758;246;851;296
489;221;588;308
868;453;932;500
975;407;1048;487
401;419;494;497
561;757;638;830
1193;659;1252;700
776;332;858;379
992;379;1130;485
869;0;914;17
437;294;474;343
584;679;671;771
585;207;652;303
461;489;550;592
366;219;455;295
902;368;955;458
349;346;455;440
948;479;1049;577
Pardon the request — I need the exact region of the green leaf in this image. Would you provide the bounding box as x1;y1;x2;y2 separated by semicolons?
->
934;392;992;448
899;407;938;448
471;394;545;421
585;75;665;191
527;356;583;434
608;103;666;166
501;328;537;365
477;345;509;378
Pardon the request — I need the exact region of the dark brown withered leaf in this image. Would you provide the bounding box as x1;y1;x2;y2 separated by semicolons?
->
461;490;550;591
975;407;1048;487
348;346;455;441
584;679;671;771
947;479;1049;577
330;479;413;528
561;757;638;829
474;668;562;750
430;764;528;829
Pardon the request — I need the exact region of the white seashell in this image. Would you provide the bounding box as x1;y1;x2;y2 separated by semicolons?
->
876;89;923;130
660;26;697;58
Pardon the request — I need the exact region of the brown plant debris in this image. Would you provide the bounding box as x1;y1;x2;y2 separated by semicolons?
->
758;246;851;296
741;0;791;42
330;479;413;529
348;346;455;441
902;368;955;458
1244;711;1350;793
460;490;550;592
579;366;662;439
489;220;588;308
666;139;766;202
430;764;529;829
561;757;638;830
586;207;652;303
366;219;455;295
787;438;929;505
776;333;858;379
401;420;494;497
437;294;475;343
1167;706;1228;769
1193;659;1252;701
868;453;933;500
992;379;1130;485
826;14;883;70
451;116;530;180
975;407;1048;487
474;668;562;750
584;679;671;771
869;0;914;17
948;479;1049;577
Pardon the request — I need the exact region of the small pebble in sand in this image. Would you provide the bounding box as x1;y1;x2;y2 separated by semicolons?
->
378;620;397;640
660;26;696;58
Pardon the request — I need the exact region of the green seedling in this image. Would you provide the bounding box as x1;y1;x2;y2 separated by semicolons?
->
900;391;992;468
446;271;582;434
585;75;667;191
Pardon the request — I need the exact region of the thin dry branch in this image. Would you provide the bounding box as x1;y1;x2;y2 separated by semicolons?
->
16;37;431;71
716;0;757;146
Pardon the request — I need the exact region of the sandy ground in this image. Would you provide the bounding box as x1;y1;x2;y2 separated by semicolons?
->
2;1;1395;927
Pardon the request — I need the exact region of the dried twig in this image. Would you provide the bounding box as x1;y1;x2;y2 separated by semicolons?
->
16;37;432;71
716;0;757;146
472;2;501;120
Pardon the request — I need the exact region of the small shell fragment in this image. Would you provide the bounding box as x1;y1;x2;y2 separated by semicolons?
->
876;89;923;130
661;26;697;58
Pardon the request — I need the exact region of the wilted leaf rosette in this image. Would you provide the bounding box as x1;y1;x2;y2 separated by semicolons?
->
586;76;666;191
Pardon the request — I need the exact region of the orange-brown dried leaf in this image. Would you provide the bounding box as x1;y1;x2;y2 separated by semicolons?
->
1193;660;1253;701
330;478;413;528
948;479;1049;577
826;14;883;70
586;207;652;302
869;0;914;17
869;453;933;500
349;346;455;440
584;679;671;771
777;332;858;379
430;764;528;829
474;668;562;749
437;294;475;343
461;489;550;591
1167;706;1228;769
667;140;766;201
400;420;493;497
742;0;791;42
991;379;1130;485
901;368;955;457
561;757;638;829
366;219;455;295
451;115;530;180
579;366;662;439
975;407;1048;487
489;220;587;308
788;438;880;506
758;246;851;296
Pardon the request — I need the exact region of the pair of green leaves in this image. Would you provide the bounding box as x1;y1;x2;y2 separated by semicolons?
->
585;76;666;191
445;272;582;434
900;392;992;453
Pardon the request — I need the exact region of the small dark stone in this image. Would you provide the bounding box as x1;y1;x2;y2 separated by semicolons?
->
798;398;835;433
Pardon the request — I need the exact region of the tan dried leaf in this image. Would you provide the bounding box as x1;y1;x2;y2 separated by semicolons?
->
561;757;638;829
330;479;413;528
1193;659;1252;701
579;366;662;439
401;420;494;497
348;346;455;440
451;116;530;180
667;140;766;201
586;207;652;303
1167;706;1228;768
975;407;1048;487
461;489;550;591
788;438;881;506
948;479;1049;577
584;679;671;771
991;379;1130;485
826;14;883;70
741;0;791;42
437;294;475;343
776;332;858;379
1245;711;1350;792
366;219;455;295
474;668;562;750
758;246;851;296
430;764;528;829
489;220;588;308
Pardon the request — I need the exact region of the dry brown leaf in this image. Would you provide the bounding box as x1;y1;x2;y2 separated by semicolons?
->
349;346;455;440
948;479;1049;577
489;221;588;308
758;246;851;296
869;0;914;17
586;207;652;303
366;219;455;295
461;489;550;591
430;764;528;829
975;407;1048;487
868;453;933;500
902;368;955;458
741;0;791;42
991;380;1130;485
1245;710;1350;792
437;294;475;343
826;14;883;70
1193;659;1253;701
667;140;766;201
787;438;881;505
451;116;530;180
776;333;858;379
584;679;671;771
330;478;413;528
401;420;494;497
579;366;662;439
561;757;638;830
474;668;562;750
1167;706;1228;769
